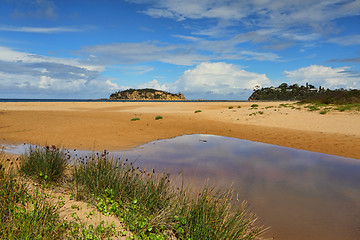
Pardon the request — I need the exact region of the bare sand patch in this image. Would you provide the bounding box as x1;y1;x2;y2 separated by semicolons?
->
0;101;359;159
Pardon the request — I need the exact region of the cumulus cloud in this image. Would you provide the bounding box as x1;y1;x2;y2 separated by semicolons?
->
0;46;118;99
284;65;360;89
173;62;271;99
138;79;170;91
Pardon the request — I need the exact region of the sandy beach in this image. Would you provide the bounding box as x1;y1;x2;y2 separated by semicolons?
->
0;101;359;159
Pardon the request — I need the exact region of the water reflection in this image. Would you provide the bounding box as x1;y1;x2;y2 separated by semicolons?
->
2;135;360;240
116;134;360;240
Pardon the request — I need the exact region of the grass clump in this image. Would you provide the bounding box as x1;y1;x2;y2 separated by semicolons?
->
155;115;163;120
19;145;67;183
131;118;141;121
72;153;265;240
319;110;328;115
0;155;67;239
177;188;265;240
72;153;176;239
194;110;202;113
250;104;259;109
228;106;234;109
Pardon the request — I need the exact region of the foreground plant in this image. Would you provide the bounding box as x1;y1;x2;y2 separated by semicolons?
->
177;188;265;240
19;145;67;183
72;153;266;240
0;156;67;239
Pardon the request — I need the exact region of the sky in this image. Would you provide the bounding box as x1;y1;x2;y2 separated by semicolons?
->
0;0;360;100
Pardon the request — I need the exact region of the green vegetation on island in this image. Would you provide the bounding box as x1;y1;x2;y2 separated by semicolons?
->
110;88;186;101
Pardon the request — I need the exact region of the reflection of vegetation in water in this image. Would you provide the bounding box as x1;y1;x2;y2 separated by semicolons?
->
1;146;266;240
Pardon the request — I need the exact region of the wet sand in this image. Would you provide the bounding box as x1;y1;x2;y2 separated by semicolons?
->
0;101;359;159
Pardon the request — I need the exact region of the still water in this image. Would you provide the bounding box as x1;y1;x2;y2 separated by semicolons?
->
3;134;360;239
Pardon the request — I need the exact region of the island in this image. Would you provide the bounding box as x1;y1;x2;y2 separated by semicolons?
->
109;88;186;100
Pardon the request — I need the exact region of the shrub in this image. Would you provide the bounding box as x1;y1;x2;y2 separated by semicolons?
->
228;106;234;109
194;110;202;113
250;104;259;108
155;115;163;120
131;118;140;121
19;145;67;182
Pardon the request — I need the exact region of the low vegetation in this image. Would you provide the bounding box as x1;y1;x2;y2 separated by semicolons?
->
249;82;360;103
131;118;141;121
1;146;266;240
155;115;163;120
19;145;67;183
194;110;202;113
0;154;67;239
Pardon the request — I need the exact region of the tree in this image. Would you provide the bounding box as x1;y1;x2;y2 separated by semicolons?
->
279;83;288;89
253;84;261;91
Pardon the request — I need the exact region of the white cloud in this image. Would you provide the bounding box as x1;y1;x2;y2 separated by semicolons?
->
0;46;118;98
79;39;280;68
0;26;82;33
138;79;170;91
328;34;360;46
128;0;360;45
79;41;209;66
284;65;360;89
173;62;271;99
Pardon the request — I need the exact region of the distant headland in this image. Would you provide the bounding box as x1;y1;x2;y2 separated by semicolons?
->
109;88;186;100
249;83;360;104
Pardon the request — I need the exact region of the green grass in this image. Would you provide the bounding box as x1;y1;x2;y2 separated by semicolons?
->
319;110;328;115
178;187;265;240
19;145;67;183
249;111;264;116
155;115;163;120
131;118;141;121
194;110;202;113
334;103;360;112
72;153;265;239
0;156;67;239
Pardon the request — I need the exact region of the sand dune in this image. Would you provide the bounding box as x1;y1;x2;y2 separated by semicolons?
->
0;101;359;159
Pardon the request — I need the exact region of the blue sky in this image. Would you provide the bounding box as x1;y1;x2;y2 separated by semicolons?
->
0;0;360;100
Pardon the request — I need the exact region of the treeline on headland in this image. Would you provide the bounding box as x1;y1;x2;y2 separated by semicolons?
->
248;83;360;104
110;88;186;100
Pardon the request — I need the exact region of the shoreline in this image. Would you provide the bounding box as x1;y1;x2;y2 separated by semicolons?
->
1;101;359;159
